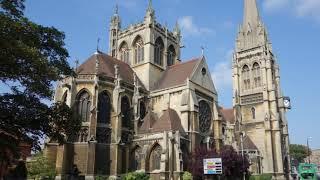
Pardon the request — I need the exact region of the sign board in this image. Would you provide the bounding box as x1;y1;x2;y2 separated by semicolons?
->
203;158;222;175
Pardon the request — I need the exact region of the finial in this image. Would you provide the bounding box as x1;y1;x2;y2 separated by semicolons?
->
96;38;100;52
75;59;79;72
201;46;205;56
115;4;119;15
148;0;152;9
95;56;99;74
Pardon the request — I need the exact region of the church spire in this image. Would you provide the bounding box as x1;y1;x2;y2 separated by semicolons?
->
243;0;260;30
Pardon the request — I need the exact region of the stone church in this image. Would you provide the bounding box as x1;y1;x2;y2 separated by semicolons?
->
45;0;291;179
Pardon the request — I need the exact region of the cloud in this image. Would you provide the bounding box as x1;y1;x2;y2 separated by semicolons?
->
178;16;214;36
211;50;233;91
262;0;320;22
263;0;289;11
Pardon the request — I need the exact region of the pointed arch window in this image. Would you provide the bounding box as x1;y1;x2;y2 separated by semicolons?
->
167;45;176;66
253;62;261;88
77;91;91;122
130;146;142;171
154;37;164;66
242;65;250;90
198;100;212;134
97;91;111;124
133;37;144;64
120;42;130;64
121;96;131;129
251;107;256;119
139;101;146;120
149;144;162;171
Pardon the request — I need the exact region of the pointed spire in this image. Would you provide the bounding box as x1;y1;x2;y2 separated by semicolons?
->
243;0;260;29
147;0;153;11
115;4;119;15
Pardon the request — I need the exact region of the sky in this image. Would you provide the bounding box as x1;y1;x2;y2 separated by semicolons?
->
21;0;320;149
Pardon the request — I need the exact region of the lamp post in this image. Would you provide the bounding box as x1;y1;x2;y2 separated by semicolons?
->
307;137;312;164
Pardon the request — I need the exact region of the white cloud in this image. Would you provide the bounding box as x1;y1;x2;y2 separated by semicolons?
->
262;0;320;22
178;16;214;36
263;0;289;11
211;50;233;91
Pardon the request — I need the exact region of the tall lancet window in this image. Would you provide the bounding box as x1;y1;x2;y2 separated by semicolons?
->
77;90;91;122
97;91;111;124
242;65;250;90
253;62;261;88
119;42;129;64
154;37;164;66
167;45;176;66
133;36;144;64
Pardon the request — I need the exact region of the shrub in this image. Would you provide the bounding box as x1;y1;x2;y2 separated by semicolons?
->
122;172;149;180
27;152;55;179
249;174;272;180
182;171;193;180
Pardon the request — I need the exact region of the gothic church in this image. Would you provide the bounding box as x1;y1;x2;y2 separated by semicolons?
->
45;0;290;179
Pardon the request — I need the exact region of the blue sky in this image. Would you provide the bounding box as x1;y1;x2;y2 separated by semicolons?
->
22;0;320;149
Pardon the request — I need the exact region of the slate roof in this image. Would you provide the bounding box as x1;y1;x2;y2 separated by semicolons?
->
243;136;258;150
220;108;235;124
152;57;201;90
77;52;142;87
139;108;185;134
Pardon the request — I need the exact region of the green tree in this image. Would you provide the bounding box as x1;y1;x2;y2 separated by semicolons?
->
27;152;55;179
0;0;81;174
290;144;310;165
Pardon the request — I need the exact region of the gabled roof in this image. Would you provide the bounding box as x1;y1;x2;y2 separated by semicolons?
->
138;108;185;134
220;108;235;124
152;57;201;90
243;136;258;150
139;111;158;134
77;52;144;88
152;108;185;133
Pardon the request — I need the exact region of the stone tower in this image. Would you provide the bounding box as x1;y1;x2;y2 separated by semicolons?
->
232;0;290;178
108;0;181;90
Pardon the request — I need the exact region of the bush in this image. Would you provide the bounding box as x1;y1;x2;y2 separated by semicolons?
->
27;152;56;179
249;174;272;180
183;171;193;180
122;172;149;180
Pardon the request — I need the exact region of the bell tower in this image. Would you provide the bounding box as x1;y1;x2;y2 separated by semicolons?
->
232;0;290;178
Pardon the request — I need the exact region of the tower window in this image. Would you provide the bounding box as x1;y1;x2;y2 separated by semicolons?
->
133;36;144;64
119;42;130;64
167;45;176;66
253;62;261;88
154;37;164;66
251;107;256;119
242;65;250;90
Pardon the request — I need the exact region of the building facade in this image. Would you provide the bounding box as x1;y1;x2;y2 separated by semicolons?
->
231;0;291;179
45;1;223;179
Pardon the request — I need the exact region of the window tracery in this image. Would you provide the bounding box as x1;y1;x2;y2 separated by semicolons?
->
167;45;176;66
120;42;129;64
242;65;250;90
198;100;212;134
77;91;91;122
253;63;261;88
154;37;164;66
150;144;162;171
97;91;111;124
133;37;144;64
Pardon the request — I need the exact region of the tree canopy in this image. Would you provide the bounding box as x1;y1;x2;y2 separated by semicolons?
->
0;0;80;153
290;144;310;166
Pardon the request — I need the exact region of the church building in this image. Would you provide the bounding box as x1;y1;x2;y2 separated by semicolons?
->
45;1;222;179
45;0;291;179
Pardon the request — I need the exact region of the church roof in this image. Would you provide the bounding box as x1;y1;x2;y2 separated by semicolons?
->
220;108;235;124
152;57;201;90
77;52;144;88
243;136;258;150
139;108;185;134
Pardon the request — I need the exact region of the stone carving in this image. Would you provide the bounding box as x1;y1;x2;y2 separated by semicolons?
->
240;93;263;105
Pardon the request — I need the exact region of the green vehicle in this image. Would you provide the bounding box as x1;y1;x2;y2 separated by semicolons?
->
298;163;318;180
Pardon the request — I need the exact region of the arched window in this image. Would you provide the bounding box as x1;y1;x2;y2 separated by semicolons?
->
97;91;111;124
253;63;261;88
149;144;162;171
130;146;142;171
133;36;144;64
242;65;250;90
198;100;212;134
77;91;91;122
121;96;131;128
119;42;129;64
251;107;256;119
167;45;176;66
154;37;164;66
139;101;146;120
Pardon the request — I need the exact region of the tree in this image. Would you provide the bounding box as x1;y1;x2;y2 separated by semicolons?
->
290;144;310;165
27;152;56;179
0;0;81;176
187;145;250;180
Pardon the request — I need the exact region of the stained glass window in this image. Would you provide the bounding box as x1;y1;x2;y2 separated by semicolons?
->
198;100;212;134
121;96;131;128
97;91;111;124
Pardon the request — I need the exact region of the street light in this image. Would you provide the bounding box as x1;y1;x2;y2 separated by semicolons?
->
307;137;312;164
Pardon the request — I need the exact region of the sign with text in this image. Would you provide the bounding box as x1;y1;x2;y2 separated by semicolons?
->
203;158;223;175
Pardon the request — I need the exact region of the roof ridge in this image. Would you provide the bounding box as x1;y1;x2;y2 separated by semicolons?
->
168;57;201;69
